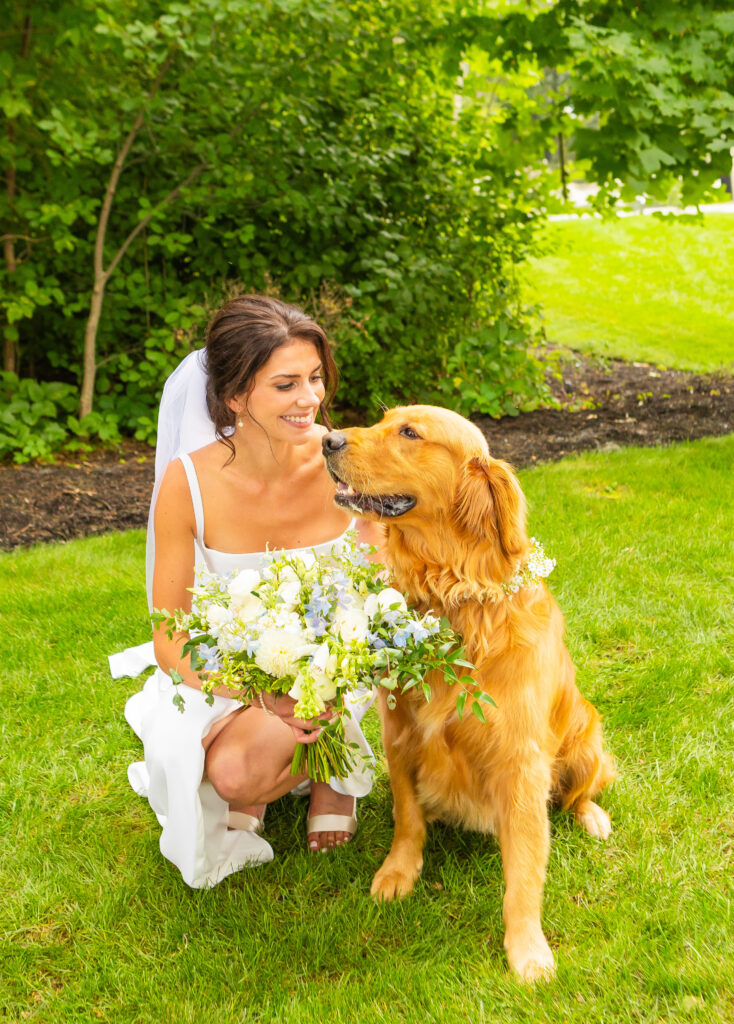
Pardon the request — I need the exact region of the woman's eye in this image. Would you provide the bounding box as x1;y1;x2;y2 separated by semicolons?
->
310;374;324;384
399;426;421;440
276;383;295;391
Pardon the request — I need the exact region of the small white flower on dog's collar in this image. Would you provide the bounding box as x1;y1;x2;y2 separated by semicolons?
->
501;539;556;596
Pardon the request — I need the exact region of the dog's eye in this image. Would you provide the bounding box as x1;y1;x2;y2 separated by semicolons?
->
399;425;422;440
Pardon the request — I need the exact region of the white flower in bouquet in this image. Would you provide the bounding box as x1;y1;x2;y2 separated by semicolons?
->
333;607;370;643
217;621;245;653
290;666;337;707
205;603;233;632
234;592;266;624
254;627;308;678
364;587;408;620
310;641;330;673
276;579;301;609
263;608;307;636
228;568;261;605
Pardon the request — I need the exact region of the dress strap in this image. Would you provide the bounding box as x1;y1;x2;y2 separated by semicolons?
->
179;453;205;546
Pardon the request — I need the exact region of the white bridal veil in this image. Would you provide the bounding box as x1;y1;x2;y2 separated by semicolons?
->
109;348;213;679
144;348;217;610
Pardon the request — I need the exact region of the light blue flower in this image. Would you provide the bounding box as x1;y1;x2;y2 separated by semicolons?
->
197;643;221;671
306;612;328;637
391;628;410;648
306;585;331;618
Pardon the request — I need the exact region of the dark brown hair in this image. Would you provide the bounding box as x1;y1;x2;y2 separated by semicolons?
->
205;294;338;458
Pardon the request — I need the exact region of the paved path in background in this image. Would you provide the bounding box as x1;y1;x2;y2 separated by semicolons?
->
549;182;734;220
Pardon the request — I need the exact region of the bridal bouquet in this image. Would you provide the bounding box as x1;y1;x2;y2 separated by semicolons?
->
153;533;481;782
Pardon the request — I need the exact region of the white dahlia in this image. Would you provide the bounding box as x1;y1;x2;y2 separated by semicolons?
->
254;628;307;678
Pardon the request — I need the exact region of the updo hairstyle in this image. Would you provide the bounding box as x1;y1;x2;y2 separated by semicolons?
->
205;294;338;457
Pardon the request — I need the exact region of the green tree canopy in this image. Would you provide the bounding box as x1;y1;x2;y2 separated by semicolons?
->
451;0;734;205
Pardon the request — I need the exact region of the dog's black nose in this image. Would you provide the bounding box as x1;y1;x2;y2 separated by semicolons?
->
322;431;347;454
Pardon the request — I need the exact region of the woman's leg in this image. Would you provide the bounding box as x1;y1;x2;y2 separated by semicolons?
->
204;704;356;850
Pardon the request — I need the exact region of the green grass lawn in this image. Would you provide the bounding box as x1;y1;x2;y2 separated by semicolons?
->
2;437;733;1023
526;215;734;372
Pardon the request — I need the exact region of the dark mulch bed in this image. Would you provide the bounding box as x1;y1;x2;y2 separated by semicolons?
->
1;352;732;552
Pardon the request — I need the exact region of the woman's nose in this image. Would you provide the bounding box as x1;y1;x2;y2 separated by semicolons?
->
297;384;320;406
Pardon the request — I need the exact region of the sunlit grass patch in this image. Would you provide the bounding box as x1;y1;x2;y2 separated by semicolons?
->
526;215;734;372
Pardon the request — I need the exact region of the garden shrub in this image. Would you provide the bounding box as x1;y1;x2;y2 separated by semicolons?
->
2;0;556;458
0;373;122;463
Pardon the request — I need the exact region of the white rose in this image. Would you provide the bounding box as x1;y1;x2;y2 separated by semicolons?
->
206;603;232;630
234;593;266;624
289;668;337;705
311;668;337;701
340;585;365;612
276;580;301;609
228;568;261;604
254;627;308;678
365;588;407;620
334;607;370;644
278;565;299;583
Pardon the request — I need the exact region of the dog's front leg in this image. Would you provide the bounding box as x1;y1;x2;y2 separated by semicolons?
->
496;768;556;983
371;695;426;901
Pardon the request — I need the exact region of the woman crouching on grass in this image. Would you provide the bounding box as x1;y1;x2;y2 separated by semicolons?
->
116;295;380;888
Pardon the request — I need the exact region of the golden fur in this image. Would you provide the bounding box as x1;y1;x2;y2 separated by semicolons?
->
324;406;616;982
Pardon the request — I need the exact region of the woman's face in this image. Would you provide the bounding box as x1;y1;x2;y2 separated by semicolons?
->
232;338;327;445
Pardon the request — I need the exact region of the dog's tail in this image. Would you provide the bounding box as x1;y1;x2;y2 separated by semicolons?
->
552;694;617;811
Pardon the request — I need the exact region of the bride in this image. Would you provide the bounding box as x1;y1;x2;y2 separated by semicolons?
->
111;295;380;888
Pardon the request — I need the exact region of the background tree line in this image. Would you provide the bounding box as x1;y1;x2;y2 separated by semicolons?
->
2;0;732;461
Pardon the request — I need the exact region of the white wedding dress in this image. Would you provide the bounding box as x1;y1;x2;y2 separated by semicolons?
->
110;451;374;889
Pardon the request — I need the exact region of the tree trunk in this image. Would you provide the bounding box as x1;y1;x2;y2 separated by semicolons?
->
79;278;107;418
3;236;17;375
3;16;32;375
4;144;18;374
78;50;176;419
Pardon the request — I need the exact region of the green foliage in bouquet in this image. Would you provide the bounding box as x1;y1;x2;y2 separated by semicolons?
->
153;535;491;784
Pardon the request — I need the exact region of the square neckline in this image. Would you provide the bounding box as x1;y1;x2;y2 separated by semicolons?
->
178;452;355;559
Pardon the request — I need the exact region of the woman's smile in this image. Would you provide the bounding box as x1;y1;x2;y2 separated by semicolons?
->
281;412;315;429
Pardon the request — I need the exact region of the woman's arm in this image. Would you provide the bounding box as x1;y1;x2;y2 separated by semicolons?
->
151;459;327;736
151;459;222;693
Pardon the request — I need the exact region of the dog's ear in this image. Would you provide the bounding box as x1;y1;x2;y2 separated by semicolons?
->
453;457;526;557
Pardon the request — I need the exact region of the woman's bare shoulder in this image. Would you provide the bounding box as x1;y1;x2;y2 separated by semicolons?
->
156;458;194;528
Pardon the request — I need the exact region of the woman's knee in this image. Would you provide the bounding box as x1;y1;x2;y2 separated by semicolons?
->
205;742;260;804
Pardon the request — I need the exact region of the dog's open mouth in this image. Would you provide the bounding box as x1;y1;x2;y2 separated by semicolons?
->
332;478;417;518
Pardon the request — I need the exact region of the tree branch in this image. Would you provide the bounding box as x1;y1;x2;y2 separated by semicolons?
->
104;160;209;279
0;233;49;244
95;48;177;279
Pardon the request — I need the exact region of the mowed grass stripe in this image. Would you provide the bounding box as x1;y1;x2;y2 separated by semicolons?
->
526;215;734;372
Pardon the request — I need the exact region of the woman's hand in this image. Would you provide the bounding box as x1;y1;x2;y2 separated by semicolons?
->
258;692;332;745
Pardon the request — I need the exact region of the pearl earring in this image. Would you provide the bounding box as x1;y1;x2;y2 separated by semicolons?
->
237;419;244;428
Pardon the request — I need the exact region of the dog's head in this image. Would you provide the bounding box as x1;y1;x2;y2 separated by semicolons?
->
323;405;527;572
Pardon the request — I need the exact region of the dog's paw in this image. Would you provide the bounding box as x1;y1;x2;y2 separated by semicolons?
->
370;859;421;902
575;799;612;840
505;933;556;984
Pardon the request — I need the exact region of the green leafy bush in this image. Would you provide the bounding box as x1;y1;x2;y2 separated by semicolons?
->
0;373;122;463
1;0;558;460
436;318;550;418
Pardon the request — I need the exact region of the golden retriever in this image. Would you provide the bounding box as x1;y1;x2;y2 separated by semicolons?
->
322;406;616;982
